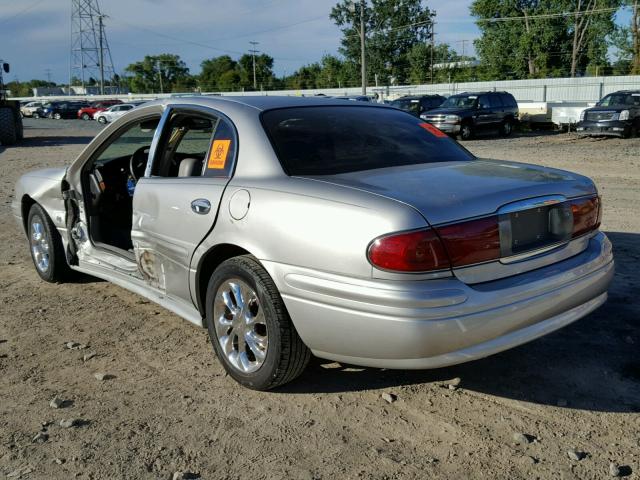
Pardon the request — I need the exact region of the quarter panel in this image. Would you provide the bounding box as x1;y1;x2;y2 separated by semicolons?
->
190;176;429;305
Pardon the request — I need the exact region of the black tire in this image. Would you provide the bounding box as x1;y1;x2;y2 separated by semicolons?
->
0;107;17;145
81;112;91;120
53;112;61;120
97;116;107;124
15;113;23;141
501;118;514;137
205;255;310;390
33;112;40;119
458;122;474;141
27;204;71;283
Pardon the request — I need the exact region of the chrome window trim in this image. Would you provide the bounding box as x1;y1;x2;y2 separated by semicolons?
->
144;103;240;180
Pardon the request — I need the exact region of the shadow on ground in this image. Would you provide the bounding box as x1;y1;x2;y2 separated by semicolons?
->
282;231;639;413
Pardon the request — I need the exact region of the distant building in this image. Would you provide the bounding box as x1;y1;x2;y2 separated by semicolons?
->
433;60;480;70
65;85;129;95
32;86;66;97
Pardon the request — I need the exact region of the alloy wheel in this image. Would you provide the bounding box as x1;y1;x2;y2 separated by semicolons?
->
30;218;50;273
213;278;268;374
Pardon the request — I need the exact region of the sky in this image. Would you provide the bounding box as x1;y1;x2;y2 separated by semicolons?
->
0;0;632;84
0;0;481;84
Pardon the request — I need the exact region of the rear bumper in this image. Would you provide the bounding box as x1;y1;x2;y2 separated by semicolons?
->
577;120;631;137
263;232;613;369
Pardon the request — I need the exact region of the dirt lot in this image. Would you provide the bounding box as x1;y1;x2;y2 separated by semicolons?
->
1;120;639;480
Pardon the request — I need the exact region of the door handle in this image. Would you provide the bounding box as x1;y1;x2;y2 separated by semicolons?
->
191;198;211;215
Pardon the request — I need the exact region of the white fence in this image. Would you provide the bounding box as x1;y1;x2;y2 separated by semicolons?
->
11;75;640;104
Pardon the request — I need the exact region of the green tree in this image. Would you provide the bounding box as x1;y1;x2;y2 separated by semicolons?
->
199;55;240;91
237;53;276;90
330;0;435;86
471;1;574;79
612;0;640;73
124;54;194;93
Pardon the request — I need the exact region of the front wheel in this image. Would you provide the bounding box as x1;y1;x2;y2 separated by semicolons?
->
27;204;70;283
97;116;107;124
53;113;61;120
458;123;474;141
205;255;310;390
33;112;40;119
81;113;90;120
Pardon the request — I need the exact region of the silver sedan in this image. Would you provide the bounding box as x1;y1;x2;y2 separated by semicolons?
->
13;96;613;390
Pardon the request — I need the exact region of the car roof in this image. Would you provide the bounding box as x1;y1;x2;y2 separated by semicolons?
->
605;90;640;94
452;91;513;96
393;95;443;100
142;95;385;113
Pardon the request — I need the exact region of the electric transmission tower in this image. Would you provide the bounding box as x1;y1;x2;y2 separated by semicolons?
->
70;0;117;94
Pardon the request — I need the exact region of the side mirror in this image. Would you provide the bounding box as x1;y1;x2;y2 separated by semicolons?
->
2;63;9;74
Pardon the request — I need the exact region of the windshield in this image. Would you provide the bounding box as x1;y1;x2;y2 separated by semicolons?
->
261;106;474;176
440;95;477;108
598;93;640;107
390;98;419;112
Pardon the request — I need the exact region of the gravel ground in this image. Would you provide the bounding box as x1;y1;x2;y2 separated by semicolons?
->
1;119;639;480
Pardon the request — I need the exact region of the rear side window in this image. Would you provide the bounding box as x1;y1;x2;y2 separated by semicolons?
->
502;94;517;107
489;94;504;108
261;106;474;176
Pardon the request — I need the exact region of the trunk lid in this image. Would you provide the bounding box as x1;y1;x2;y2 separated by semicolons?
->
310;159;595;226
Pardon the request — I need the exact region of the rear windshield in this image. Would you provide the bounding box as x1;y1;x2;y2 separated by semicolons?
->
261;106;474;176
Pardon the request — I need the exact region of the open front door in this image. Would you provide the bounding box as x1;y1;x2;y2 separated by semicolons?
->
131;105;237;308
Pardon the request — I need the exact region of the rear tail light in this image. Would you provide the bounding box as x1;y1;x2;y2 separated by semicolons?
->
367;217;501;273
435;216;501;267
571;195;600;237
368;229;450;272
368;195;600;273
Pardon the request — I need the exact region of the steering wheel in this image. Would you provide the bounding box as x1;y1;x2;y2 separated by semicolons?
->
129;146;150;182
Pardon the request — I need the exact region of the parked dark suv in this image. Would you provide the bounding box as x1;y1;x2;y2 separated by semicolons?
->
421;91;519;140
577;90;640;138
390;94;445;117
41;101;89;120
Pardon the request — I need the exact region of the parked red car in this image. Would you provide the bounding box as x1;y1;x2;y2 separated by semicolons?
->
77;99;122;120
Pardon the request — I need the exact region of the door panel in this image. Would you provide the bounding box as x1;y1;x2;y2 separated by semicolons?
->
131;177;227;301
131;106;237;307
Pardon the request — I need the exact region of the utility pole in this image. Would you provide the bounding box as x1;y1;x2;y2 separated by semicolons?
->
156;60;164;94
430;21;435;84
249;41;259;90
359;0;366;95
349;1;367;95
98;14;105;95
45;69;52;84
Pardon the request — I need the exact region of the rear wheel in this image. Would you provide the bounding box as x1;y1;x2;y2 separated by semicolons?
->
205;255;310;390
501;118;514;136
81;112;90;120
33;112;40;119
27;204;70;283
0;107;17;145
458;122;474;141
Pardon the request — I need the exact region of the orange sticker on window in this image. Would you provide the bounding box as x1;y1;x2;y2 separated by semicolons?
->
207;139;231;169
418;122;448;138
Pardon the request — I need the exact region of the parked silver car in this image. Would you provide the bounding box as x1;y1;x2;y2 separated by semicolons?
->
20;101;44;118
93;103;136;124
13;96;613;390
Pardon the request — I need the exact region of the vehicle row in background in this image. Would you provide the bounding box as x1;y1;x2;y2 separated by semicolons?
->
27;100;143;123
77;99;122;120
